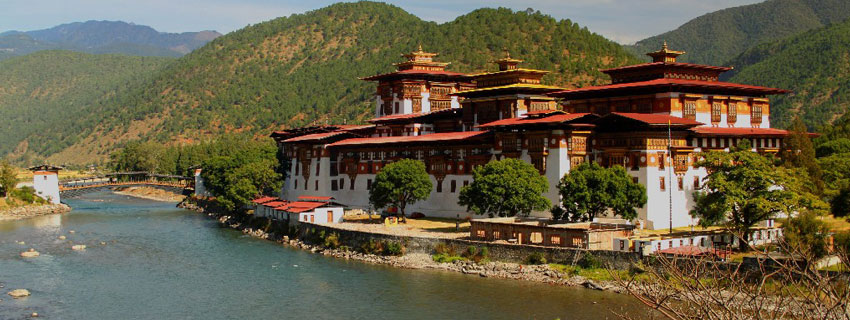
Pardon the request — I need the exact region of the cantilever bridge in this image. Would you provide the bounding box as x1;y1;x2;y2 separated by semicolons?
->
59;172;194;198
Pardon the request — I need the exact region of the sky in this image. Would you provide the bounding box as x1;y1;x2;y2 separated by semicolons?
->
0;0;763;44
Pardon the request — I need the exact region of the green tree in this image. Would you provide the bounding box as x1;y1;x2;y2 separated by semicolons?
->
831;187;850;218
458;158;550;218
369;159;432;222
692;148;828;250
0;160;16;198
555;162;647;222
781;116;823;193
783;211;832;260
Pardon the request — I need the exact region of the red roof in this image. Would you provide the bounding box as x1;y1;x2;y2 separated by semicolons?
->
549;78;790;97
263;201;287;207
252;196;277;204
368;108;457;123
477;113;593;128
600;62;732;73
361;69;471;81
282;131;348;143
602;112;703;126
275;201;329;213
523;109;565;116
691;127;791;137
298;195;334;202
328;131;490;147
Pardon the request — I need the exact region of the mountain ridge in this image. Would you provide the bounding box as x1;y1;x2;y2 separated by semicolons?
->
0;20;222;59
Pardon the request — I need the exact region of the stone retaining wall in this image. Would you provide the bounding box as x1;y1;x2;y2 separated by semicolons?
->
299;222;641;269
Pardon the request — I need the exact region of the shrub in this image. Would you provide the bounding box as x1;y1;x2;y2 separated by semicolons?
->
433;242;457;256
433;253;466;263
360;239;384;255
10;187;40;204
461;246;490;263
578;253;602;269
526;252;547;265
324;232;341;249
383;241;405;256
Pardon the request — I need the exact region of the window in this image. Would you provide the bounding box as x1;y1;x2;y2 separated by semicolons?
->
316;162;320;175
530;232;543;244
493;231;501;239
294;180;298;190
620;240;626;251
632;177;639;184
450;180;457;193
367;179;372;190
728;102;737;123
331;180;338;191
350;178;355;190
677;176;684;191
658;152;666;170
340;178;345;190
463;180;469;187
711;102;722;123
751;104;763;124
683;101;697;119
693;176;701;189
436;180;443;193
476;229;486;238
551;235;562;245
660;177;666;191
394;102;399;114
315;180;319;191
571;236;584;247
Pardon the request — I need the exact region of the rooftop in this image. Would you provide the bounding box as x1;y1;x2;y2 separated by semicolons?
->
477;112;595;128
328;131;491;148
549;78;790;98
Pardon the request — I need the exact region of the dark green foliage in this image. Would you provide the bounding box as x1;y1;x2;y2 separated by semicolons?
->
816;138;850;158
369;159;432;221
0;160;16;198
691;148;828;250
525;252;547;265
1;2;638;165
725;17;850;129
832;187;850;218
433;242;457;256
383;241;405;256
578;253;602;269
461;246;489;263
781;117;823;193
783;211;831;259
556;162;647;222
0;50;173;164
459;158;550;217
324;232;340;249
627;0;850;66
360;239;383;255
9;186;44;204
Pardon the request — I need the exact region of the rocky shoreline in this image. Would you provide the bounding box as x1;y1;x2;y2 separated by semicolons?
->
0;203;71;221
178;200;625;293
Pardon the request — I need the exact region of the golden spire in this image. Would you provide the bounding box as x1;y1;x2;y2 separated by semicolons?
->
647;42;685;63
493;48;523;71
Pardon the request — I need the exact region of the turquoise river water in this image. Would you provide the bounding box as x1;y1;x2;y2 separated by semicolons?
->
1;192;650;319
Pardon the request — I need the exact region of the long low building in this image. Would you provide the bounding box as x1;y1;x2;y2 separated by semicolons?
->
271;44;796;230
252;196;344;226
469;217;635;251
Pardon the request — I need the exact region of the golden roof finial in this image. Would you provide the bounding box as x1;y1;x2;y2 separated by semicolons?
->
662;40;668;50
417;43;423;52
504;48;511;59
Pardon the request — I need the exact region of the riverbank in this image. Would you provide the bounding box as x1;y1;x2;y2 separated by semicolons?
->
0;203;71;221
114;186;185;202
178;199;628;293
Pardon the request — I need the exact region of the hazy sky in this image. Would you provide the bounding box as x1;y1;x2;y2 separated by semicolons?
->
0;0;763;44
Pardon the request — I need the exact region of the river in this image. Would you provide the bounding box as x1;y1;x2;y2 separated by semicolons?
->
1;192;649;319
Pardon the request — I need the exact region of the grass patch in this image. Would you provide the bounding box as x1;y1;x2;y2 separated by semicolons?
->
432;253;467;263
549;263;652;282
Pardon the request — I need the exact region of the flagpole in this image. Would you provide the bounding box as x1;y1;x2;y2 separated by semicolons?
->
668;119;673;234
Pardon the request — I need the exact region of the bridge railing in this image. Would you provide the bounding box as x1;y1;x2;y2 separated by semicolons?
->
59;180;193;191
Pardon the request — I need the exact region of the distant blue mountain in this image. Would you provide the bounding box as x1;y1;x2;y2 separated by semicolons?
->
0;20;221;59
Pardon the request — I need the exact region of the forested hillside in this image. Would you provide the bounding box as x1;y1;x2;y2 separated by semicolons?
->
626;0;850;66
725;17;850;129
16;2;637;165
0;21;221;60
0;51;173;164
